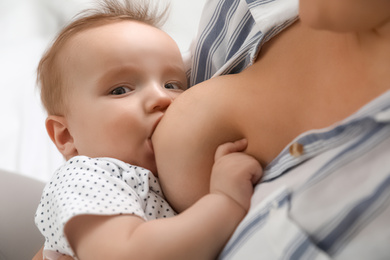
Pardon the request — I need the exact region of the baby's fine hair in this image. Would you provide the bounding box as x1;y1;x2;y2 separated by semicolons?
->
37;0;169;116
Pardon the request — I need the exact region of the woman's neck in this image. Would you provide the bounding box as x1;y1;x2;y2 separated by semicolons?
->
290;21;390;99
246;20;390;132
353;21;390;89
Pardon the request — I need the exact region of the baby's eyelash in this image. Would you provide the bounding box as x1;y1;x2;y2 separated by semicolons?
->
110;86;132;95
164;82;185;90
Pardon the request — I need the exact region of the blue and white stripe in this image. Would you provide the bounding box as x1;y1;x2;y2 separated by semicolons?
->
220;93;390;259
189;0;298;86
189;0;390;259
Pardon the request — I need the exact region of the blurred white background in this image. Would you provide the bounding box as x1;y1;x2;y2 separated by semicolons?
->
0;0;206;183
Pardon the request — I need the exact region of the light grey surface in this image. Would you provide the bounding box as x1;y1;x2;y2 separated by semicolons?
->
0;169;45;260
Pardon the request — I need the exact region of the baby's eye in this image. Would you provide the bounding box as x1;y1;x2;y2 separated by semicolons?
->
164;82;182;90
110;86;132;95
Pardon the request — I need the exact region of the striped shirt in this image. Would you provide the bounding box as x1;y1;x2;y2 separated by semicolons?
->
188;0;298;86
221;91;390;259
189;0;390;259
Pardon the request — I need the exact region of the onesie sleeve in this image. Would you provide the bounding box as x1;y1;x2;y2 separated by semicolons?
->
35;156;149;257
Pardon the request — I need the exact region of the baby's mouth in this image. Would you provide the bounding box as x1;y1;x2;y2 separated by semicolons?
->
146;137;154;154
150;116;163;138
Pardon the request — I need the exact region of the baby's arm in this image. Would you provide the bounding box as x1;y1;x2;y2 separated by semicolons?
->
65;139;262;260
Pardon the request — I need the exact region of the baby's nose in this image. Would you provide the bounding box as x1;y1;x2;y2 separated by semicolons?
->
146;86;173;113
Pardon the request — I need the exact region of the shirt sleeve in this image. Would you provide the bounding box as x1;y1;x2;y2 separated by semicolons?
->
35;156;147;257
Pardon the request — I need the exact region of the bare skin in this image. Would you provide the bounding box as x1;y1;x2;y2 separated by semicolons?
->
33;19;262;260
33;139;261;260
33;0;390;258
153;17;390;212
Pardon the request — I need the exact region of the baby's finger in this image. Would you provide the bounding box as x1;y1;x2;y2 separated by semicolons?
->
251;164;263;185
214;138;247;160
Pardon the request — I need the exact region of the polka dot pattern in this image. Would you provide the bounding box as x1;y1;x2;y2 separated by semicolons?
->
35;156;176;257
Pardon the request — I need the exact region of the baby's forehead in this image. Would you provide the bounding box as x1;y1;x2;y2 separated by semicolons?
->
70;20;164;42
57;19;182;75
60;20;178;63
56;20;182;80
60;21;167;61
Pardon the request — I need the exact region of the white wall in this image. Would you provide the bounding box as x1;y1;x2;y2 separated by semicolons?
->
0;0;206;182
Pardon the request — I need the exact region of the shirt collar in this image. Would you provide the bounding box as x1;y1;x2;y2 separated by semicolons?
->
264;90;390;181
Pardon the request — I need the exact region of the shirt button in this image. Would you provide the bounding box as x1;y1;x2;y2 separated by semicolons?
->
289;142;304;157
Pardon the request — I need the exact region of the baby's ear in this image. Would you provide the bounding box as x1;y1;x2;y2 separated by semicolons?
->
46;115;77;160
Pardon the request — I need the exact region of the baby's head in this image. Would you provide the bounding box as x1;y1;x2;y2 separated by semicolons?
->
38;0;187;174
38;0;172;116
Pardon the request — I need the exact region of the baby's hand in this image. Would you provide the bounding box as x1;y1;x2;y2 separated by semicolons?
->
210;139;263;212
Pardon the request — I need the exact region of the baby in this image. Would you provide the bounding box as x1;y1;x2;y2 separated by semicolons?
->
34;0;262;259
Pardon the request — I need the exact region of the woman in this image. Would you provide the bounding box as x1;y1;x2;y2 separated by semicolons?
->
153;0;390;258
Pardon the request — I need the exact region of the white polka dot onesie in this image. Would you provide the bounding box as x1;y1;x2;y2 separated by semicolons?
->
35;156;176;259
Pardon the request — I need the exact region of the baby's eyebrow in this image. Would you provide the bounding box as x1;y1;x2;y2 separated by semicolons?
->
101;65;140;79
96;65;140;86
163;64;186;79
